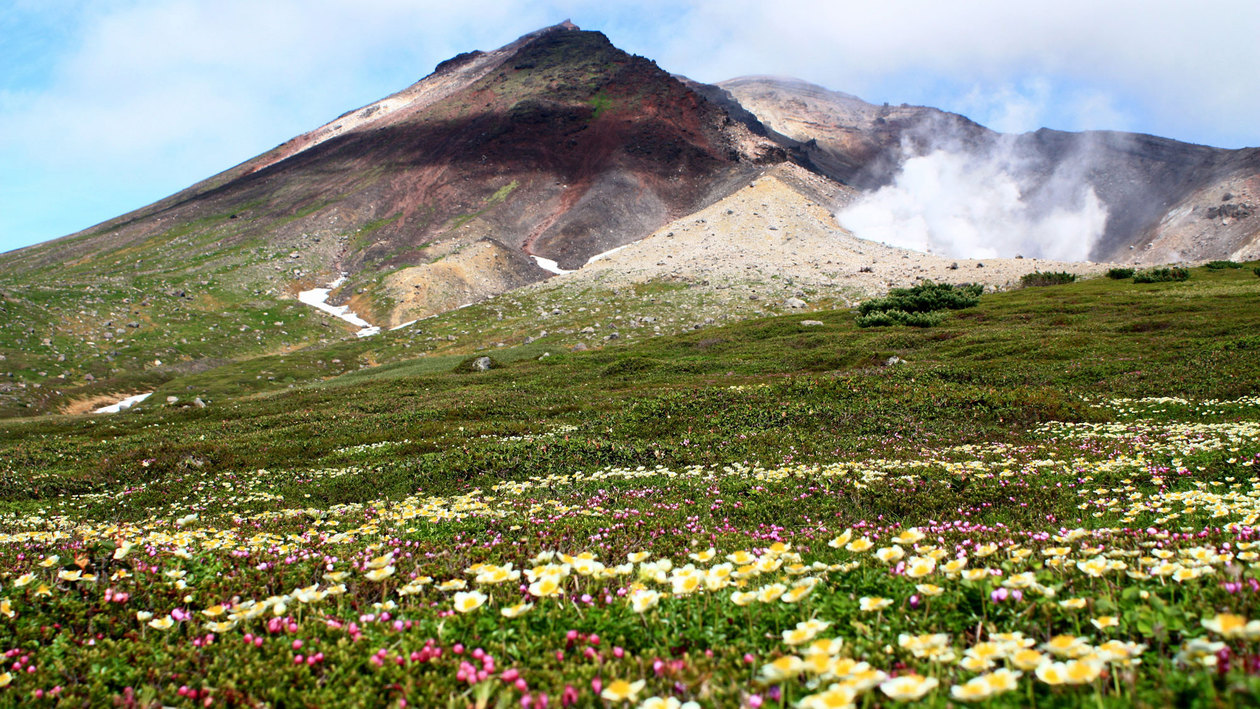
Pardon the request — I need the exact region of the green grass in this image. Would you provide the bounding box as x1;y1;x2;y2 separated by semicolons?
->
0;263;1258;705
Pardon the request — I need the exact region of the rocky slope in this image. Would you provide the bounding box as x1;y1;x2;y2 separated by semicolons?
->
723;76;1260;263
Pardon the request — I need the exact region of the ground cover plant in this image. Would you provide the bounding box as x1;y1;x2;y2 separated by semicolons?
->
855;282;982;328
0;264;1257;706
1133;267;1190;283
1019;271;1076;287
1105;268;1135;280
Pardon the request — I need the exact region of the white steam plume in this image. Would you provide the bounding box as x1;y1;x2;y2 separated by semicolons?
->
837;144;1108;262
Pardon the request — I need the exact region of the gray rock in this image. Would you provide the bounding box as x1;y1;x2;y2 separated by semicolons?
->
784;297;807;309
193;397;206;408
885;356;905;366
571;343;589;352
166;396;179;404
800;320;824;327
471;356;493;371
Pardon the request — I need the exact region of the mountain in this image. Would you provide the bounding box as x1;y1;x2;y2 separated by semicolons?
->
723;76;1260;263
1;23;1258;418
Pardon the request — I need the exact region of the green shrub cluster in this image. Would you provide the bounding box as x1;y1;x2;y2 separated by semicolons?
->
1205;260;1242;270
1254;266;1260;278
1133;267;1190;283
1106;267;1136;280
855;281;981;328
1020;271;1077;287
854;309;945;328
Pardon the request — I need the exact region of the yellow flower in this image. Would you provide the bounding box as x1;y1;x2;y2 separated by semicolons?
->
501;602;533;618
364;565;395;582
880;674;939;701
806;637;845;657
627;551;651;563
961;569;990;582
38;555;59;568
730;591;756;606
760;655;804;681
950;677;992;702
1090;616;1119;631
757;584;787;603
0;600;13;619
915;583;944;596
782;621;826;646
322;571;349;583
640;698;698;709
452;590;488;613
599;678;645;702
893;528;925;545
905;557;936;578
12;574;34;588
688;548;716;563
148;615;175;630
1035;660;1101;685
859;596;892;612
1059;598;1088;610
529;576;562;598
1042;635;1090;659
1201;612;1260;638
364;553;394;570
1010;649;1046;671
57;569;83;583
629;589;661;613
0;671;11;687
136;611;153;622
845;538;874;553
982;668;1022;693
799;683;858;709
438;578;467;591
875;546;905;564
828;530;853;549
781;584;814;604
201;605;226;618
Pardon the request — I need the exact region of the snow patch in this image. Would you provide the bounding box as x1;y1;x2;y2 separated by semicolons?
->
390;320;417;331
93;392;152;414
585;242;637;265
297;275;381;338
532;255;574;275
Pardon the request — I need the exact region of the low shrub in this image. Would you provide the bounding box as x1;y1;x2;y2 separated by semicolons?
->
1020;271;1077;287
1205;260;1243;270
1253;266;1260;278
857;281;982;317
1133;267;1190;283
1106;267;1136;279
856;309;945;328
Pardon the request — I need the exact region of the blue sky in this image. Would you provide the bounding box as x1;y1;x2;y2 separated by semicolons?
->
3;0;1258;254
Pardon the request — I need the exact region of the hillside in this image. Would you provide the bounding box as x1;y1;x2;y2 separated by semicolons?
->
2;26;1260;420
0;264;1257;705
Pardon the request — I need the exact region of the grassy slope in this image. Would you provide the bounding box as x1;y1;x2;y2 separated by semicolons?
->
2;264;1256;514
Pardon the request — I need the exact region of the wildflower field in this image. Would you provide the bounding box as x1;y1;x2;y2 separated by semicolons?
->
1;266;1258;707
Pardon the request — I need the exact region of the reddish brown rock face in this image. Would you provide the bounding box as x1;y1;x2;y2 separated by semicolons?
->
10;24;786;321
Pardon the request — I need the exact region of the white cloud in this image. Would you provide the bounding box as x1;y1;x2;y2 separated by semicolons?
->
654;0;1260;147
